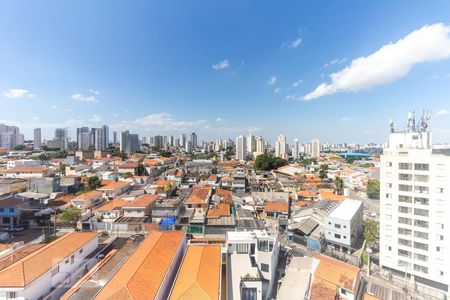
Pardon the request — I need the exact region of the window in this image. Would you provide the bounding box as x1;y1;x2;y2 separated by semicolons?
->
398;228;412;236
334;224;341;229
414;253;427;262
399;184;412;192
414;220;428;228
260;263;269;272
236;243;249;254
414;208;428;217
398;206;411;214
414;186;429;194
437;235;444;241
334;233;341;239
414;163;429;171
414;242;428;251
386;183;392;188
398;238;412;247
386;162;393;167
241;288;257;300
258;240;269;252
414;174;429;182
399;163;412;170
437;246;443;252
398;217;412;225
414;197;428;205
399;174;412;181
79;248;83;254
436;176;445;182
51;265;59;277
436;223;444;230
385;193;392;199
399;195;412;203
6;292;16;299
70;255;75;264
414;264;428;274
398;249;411;258
436;187;444;194
386;214;392;221
414;231;428;240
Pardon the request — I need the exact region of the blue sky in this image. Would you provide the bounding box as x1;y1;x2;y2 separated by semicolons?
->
1;0;450;144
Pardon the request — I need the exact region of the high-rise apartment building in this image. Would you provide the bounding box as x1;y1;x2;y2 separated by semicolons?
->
121;131;139;155
292;138;299;160
256;136;265;154
0;124;24;150
34;128;42;150
53;128;68;150
380;112;450;294
180;133;187;149
247;134;256;155
235;135;247;161
77;127;91;151
311;138;321;158
190;132;198;149
275;134;287;159
113;131;118;145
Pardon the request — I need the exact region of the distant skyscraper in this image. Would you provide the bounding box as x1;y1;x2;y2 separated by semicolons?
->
170;135;174;147
185;140;192;154
121;131;139;154
311;138;320;158
113;131;118;144
0;124;24;150
275;134;287;159
77;127;91;151
235;135;247;161
154;135;164;148
102;125;109;149
54;128;68;150
247;134;256;155
190;132;198;149
256;136;265;154
180;133;187;148
34;128;42;150
292;139;299;160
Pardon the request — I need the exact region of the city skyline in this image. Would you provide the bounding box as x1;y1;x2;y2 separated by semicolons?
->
1;1;450;143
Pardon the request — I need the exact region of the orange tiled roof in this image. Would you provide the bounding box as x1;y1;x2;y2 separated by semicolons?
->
118;162;139;169
310;277;337;300
74;190;103;200
170;245;221;300
297;190;317;198
143;159;159;167
207;174;217;181
1;167;48;173
100;179;114;186
94;231;185;300
97;198;129;211
186;187;211;205
313;254;360;291
220;176;233;182
294;200;313;207
320;191;344;202
124;194;160;208
207;203;231;219
215;189;232;204
0;232;98;287
97;180;130;190
153;179;176;186
264;201;289;213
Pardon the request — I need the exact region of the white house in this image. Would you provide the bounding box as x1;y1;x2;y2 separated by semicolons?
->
0;232;99;300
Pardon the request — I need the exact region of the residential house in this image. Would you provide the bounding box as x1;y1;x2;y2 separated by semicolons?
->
95;198;129;223
0;199;28;227
71;190;104;212
0;167;51;178
169;244;222;300
97;180;131;200
28;177;61;194
166;169;184;187
94;231;186;300
0;178;28;196
0;232;99;300
117;162;139;175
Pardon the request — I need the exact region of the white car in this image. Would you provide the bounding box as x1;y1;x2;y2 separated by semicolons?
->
3;226;24;232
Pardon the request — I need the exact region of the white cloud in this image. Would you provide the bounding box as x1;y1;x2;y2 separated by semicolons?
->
285;94;297;100
324;58;347;68
274;88;281;94
49;105;58;110
2;89;35;98
71;93;98;102
289;38;302;48
340;117;352;121
212;59;230;70
436;109;449;116
89;88;100;95
267;76;277;85
129;113;207;131
304;23;450;101
113;114;119;118
292;80;303;87
89;114;103;122
216;117;223;122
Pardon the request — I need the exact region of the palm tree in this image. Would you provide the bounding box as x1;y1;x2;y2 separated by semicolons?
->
335;176;344;195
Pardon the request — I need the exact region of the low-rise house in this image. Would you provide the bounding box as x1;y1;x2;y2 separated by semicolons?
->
0;199;28;227
60;176;82;194
319;191;345;202
297;190;318;202
65;165;91;177
324;199;363;253
226;230;280;300
185;186;211;209
71;190;104;212
205;203;235;237
95;197;129;222
231;172;246;192
6;159;40;170
207;174;218;186
308;254;361;300
122;194;161;218
0;167;51;178
151;198;182;228
0;232;99;300
169;244;222;300
94;231;186;300
150;179;177;196
0;178;28;195
220;176;233;190
263;201;289;219
29;177;61;194
97;180;131;199
117;162;139;175
166;168;184;186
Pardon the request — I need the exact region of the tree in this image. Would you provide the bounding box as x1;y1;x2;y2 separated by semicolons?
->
334;176;344;195
87;176;101;190
366;179;380;199
60;164;67;175
364;219;379;246
119;151;128;161
38;153;49;161
59;208;81;226
254;154;288;171
13;144;25;151
136;164;148;176
319;164;329;180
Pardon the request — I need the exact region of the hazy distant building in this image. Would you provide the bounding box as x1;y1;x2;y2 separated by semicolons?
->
235;135;247;161
247;134;256;155
190;132;198;149
185;140;192;154
0;124;24;150
275;134;287;159
77;127;91;151
292;138;299;160
113;131;118;144
121;131;139;154
180;133;187;149
34;128;42;150
311;138;320;158
53;128;68;150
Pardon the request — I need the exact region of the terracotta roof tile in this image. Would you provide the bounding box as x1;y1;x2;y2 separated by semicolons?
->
207;203;231;219
94;231;185;300
97;198;129;211
170;245;221;300
97;181;130;190
124;194;160;208
264;201;289;213
74;190;103;200
185;187;211;205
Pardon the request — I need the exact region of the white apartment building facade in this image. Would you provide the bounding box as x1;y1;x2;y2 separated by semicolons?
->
34;128;41;150
310;138;320;158
235;135;247;161
292;138;299;160
380;113;450;294
275;134;287;159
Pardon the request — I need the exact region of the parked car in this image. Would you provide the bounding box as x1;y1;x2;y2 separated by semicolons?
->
3;226;24;232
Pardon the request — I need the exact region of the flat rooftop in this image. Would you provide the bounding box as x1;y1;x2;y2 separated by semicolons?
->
327;199;362;220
